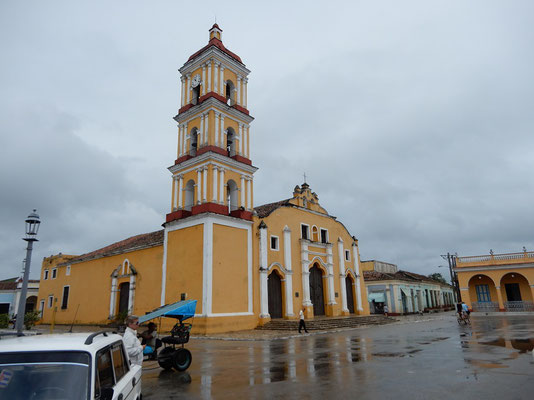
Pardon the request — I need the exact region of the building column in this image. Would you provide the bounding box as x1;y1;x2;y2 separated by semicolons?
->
236;75;242;105
283;226;294;317
259;222;269;319
246;177;252;210
180;76;185;107
177;124;182;157
220;66;225;95
128;274;135;315
215;113;220;146
240;175;246;208
212;166;218;202
172;175;179;211
200;114;205;146
201;64;206;96
495;286;505;311
109;274;117;319
214;62;219;94
238;124;243;155
219;168;225;204
204;111;209;145
202;167;208;202
338;239;349;314
207;61;211;92
352;242;363;311
326;245;337;313
243;78;248;108
245;125;250;158
301;241;312;306
178;174;183;209
196;168;202;205
186;73;191;104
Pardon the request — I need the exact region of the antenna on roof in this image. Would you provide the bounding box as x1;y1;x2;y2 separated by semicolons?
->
214;15;217;24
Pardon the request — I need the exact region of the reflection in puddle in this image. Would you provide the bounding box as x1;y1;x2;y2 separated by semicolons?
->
467;359;508;369
474;337;534;353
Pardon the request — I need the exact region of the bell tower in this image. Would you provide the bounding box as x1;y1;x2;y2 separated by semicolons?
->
161;25;257;333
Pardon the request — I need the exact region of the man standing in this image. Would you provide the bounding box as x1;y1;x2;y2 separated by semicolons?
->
298;307;309;334
123;315;145;366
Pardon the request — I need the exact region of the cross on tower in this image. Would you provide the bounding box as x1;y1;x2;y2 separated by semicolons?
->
303;172;307;184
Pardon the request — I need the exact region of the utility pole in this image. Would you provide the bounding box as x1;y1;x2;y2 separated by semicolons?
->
441;253;460;302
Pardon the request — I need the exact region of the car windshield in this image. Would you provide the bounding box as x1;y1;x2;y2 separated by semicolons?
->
0;351;90;400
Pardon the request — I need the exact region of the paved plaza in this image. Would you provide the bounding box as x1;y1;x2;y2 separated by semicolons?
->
141;313;534;399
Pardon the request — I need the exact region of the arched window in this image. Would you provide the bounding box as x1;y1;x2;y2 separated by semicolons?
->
225;80;235;105
190;128;198;156
192;85;200;105
226;127;236;156
184;179;195;211
227;179;238;212
312;226;319;242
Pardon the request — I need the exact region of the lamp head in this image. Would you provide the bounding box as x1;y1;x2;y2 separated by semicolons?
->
24;209;40;241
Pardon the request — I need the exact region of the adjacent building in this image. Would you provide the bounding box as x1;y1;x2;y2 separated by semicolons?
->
362;261;455;315
0;277;40;317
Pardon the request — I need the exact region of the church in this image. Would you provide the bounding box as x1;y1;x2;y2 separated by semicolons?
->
37;25;370;333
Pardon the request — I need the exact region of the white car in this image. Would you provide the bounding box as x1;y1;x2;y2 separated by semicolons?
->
0;331;142;400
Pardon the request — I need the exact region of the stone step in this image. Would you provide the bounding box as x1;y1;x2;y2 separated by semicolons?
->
256;315;395;331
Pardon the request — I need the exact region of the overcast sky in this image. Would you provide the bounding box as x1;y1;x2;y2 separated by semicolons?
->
1;0;533;281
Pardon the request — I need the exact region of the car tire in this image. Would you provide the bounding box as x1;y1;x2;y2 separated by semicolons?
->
157;347;175;370
172;348;192;371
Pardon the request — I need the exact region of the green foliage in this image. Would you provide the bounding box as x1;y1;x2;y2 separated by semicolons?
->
24;311;41;330
428;272;447;284
115;310;128;324
0;314;9;329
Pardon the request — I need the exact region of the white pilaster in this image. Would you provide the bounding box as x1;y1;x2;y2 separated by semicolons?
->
259;223;269;318
246;178;252;210
202;64;206;96
352;242;363;311
196;168;202;205
240;175;245;208
180;76;185;107
245;125;250;158
219;168;225;204
301;241;312;306
215;113;220;146
109;275;117;319
212;167;218;202
202;167;208;202
173;175;179;210
243;78;248;108
128;274;135;314
182;123;188;157
214;62;219;94
283;226;294;316
338;239;348;312
205;111;209;145
177;125;182;157
186;73;191;104
326;245;336;305
207;61;212;92
237;75;242;105
202;220;214;315
200;114;205;146
219;66;224;95
238;123;243;155
178;174;183;209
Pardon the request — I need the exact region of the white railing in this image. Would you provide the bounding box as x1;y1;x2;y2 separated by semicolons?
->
504;301;534;312
471;302;499;312
457;251;534;264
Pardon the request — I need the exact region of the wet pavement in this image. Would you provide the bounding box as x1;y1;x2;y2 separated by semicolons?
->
142;313;534;399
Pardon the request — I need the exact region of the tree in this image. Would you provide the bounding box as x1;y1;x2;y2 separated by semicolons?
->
428;272;447;284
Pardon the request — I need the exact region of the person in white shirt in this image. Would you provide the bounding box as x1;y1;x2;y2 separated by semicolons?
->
123;315;145;366
298;307;309;333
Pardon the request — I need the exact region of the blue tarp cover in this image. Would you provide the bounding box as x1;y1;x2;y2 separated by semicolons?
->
138;299;197;323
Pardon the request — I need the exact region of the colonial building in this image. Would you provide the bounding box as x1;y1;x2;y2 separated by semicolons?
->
362;260;455;315
455;249;534;312
0;277;39;317
36;25;369;334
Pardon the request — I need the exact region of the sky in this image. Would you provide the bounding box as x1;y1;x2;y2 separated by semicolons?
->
1;0;534;282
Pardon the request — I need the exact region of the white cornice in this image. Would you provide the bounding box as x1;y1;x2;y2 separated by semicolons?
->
454;263;534;273
179;47;251;77
175;97;254;125
168;152;258;175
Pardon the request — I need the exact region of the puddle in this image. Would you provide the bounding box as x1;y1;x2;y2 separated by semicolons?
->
467;359;508;369
372;352;405;358
477;337;534;353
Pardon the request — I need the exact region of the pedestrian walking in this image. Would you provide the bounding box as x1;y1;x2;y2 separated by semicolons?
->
298;307;309;333
383;305;389;317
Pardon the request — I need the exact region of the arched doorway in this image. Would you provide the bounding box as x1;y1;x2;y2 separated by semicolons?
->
468;274;498;312
309;264;325;316
501;272;533;311
184;179;195;211
25;295;37;313
345;276;355;314
118;282;130;315
268;271;283;319
226;179;238;212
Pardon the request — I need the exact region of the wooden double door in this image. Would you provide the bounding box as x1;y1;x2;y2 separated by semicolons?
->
268;272;283;319
309;265;325;316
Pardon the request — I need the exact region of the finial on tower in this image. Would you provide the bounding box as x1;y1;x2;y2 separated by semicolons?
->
209;23;222;41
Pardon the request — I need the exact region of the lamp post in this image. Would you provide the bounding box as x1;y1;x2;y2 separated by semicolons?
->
15;209;41;336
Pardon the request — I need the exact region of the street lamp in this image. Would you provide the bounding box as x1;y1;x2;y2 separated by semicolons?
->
15;209;41;336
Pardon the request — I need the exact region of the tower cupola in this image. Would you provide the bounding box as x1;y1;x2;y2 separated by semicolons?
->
209;24;222;41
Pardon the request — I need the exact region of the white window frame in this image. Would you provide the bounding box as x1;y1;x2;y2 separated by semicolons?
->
66;265;71;276
61;285;70;310
301;223;310;240
51;268;58;279
47;295;54;309
39;300;45;318
44;270;49;280
320;228;329;244
270;235;279;251
345;249;350;261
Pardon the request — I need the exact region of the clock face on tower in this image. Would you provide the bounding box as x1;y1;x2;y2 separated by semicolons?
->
191;74;201;88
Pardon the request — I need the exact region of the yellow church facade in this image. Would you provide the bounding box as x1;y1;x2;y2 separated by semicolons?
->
36;25;369;334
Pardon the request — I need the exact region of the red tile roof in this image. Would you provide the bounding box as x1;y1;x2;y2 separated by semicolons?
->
363;270;451;286
188;37;243;64
254;199;293;218
64;230;164;265
0;281;17;290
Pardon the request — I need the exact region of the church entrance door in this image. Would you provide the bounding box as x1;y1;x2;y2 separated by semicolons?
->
118;282;130;315
309;265;325;316
268;271;283;319
345;276;355;314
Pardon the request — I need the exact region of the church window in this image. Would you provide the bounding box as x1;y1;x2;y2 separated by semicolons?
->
192;85;200;105
320;229;328;244
39;300;45;318
225;80;235;105
301;224;309;240
345;250;350;261
311;226;319;242
61;286;70;309
184;179;195;211
52;268;57;279
270;236;279;251
66;265;71;276
44;270;49;280
226;127;236;156
47;295;53;308
190;128;199;156
227;179;239;212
